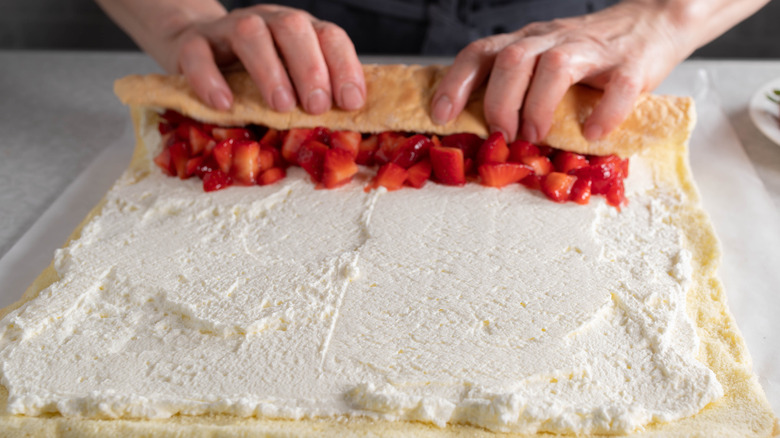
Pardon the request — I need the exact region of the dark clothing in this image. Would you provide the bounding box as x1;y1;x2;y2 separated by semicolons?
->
228;0;619;54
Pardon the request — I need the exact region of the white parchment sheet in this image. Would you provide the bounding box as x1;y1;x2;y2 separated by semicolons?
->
0;67;777;416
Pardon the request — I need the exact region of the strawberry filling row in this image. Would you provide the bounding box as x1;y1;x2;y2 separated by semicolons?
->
153;110;629;207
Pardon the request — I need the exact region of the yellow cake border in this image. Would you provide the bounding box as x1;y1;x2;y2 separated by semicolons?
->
0;66;777;436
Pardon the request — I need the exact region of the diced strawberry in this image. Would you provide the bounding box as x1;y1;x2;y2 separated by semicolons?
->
174;122;193;142
185;156;203;178
169;142;190;179
281;128;313;164
464;157;475;176
311;126;331;144
329;131;361;158
161;131;178;148
375;132;407;165
478;162;532;188
431;135;441;147
537;145;554;156
553;151;589;174
258;167;286;186
258;149;275;173
405;159;432;188
322;148;359;188
570;177;592;205
356;135;379;165
160;109;188;125
508;140;540;162
297;139;330;182
578;155;623;195
259;128;283;149
202;169;233;192
392;134;433;168
261;144;284;168
189;125;215;156
541;172;577;202
212;127;254;142
231;140;261;185
194;155;218;178
374;163;408;191
441;133;482;160
430;146;466;186
153;148;173;176
522;155;553;176
213;139;234;174
606;178;626;208
200;123;218;136
520;174;542;190
158;122;174;135
476;132;510;166
589;155;625;177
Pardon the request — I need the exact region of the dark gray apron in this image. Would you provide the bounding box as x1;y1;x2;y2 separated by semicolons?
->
227;0;618;54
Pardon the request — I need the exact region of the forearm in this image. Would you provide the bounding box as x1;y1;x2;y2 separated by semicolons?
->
95;0;226;71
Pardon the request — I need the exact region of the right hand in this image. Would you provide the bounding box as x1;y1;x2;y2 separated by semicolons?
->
159;5;366;114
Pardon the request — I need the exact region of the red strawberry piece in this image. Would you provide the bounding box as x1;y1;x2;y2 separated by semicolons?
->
606;178;626;208
581;156;622;195
570;177;592;205
258;167;286;186
202;169;233;192
194;155;218;178
508;140;540;162
281;128;313;164
541;172;577;202
200;123;218;136
158;122;174;135
553;151;589;174
212;127;254;142
174;122;193;142
374;163;408;191
441;133;482;160
297;139;330;182
311;126;331;144
406;159;432;188
430;145;466;186
160;109;188;125
261;144;284;168
161;131;178;148
258;148;275;173
478;162;532;188
213;139;234;174
589;155;625;177
231;140;262;185
476;132;510;166
464;157;475;176
153;148;173;176
322;148;359;188
189;125;215;156
392;134;433;168
169;142;190;179
537;145;554;156
522;155;553;176
356;135;379;165
259;128;283;149
431;135;441;147
329;130;361;158
520;174;542;190
375;132;407;165
185;156;203;178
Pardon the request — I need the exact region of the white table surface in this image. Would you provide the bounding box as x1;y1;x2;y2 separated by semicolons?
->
0;51;778;417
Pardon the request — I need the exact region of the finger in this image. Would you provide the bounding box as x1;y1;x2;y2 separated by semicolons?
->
313;21;365;111
227;14;297;112
177;35;234;111
583;69;643;140
482;37;550;141
521;48;585;143
266;11;333;115
431;34;514;126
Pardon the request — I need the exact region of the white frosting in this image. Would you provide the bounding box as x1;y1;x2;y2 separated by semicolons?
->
0;116;722;434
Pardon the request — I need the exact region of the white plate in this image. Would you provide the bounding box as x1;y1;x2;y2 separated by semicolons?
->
749;77;780;146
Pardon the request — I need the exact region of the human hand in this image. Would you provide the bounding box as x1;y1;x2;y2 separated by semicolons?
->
159;4;366;114
430;1;686;143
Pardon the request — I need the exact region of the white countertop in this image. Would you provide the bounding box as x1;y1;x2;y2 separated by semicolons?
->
0;51;778;417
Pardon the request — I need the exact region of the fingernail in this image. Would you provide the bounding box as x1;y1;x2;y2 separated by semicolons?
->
210;90;232;111
489;125;509;142
522;122;537;143
340;82;364;110
431;95;453;125
306;88;330;114
584;124;603;141
272;86;295;112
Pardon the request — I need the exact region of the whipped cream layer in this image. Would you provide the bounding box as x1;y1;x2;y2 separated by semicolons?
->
0;116;722;434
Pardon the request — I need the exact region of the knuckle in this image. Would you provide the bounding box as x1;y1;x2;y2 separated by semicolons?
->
494;44;529;70
540;48;571;71
317;23;348;44
275;11;311;33
233;14;267;41
611;71;642;95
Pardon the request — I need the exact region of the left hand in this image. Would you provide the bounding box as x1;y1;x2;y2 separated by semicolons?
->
430;1;685;143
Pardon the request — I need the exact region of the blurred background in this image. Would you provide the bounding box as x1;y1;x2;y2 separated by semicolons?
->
1;0;779;58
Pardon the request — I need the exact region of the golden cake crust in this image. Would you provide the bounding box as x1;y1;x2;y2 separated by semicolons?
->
1;65;778;437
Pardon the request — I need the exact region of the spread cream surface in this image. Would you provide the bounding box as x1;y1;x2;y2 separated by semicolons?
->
0;116;722;434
